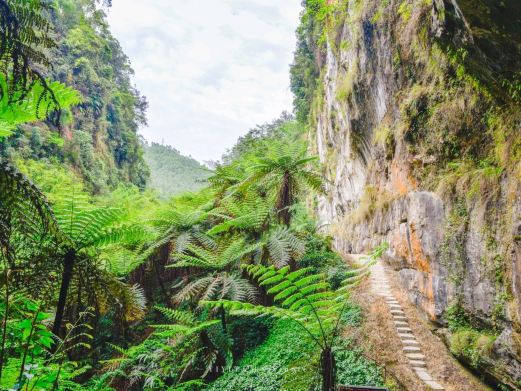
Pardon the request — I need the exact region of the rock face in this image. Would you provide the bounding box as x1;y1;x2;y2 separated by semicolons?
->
305;0;521;387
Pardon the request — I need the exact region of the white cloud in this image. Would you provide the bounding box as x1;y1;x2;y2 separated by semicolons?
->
107;0;302;162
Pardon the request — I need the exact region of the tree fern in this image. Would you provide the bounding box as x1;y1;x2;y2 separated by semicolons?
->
242;141;324;226
49;188;149;337
207;193;271;236
138;206;215;269
171;237;260;270
264;226;306;268
173;272;257;306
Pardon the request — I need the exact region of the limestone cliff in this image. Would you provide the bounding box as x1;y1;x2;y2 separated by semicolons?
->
293;0;521;387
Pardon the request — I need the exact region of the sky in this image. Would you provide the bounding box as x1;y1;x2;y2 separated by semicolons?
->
106;0;302;163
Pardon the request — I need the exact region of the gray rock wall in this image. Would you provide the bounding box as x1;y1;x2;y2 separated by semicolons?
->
311;0;521;387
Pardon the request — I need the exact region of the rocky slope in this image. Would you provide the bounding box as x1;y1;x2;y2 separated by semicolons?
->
295;0;521;388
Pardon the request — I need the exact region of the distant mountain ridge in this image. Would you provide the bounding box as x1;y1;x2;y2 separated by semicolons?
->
143;142;211;198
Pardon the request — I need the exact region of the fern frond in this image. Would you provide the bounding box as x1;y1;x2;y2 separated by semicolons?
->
155;306;196;326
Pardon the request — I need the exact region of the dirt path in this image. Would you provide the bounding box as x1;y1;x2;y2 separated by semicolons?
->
345;255;492;391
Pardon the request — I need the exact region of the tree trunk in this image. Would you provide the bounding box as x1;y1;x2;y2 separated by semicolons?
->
153;258;169;303
321;347;336;391
219;304;227;333
52;249;76;338
277;171;292;227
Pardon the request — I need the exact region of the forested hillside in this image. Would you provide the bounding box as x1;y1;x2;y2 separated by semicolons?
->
143;142;210;198
0;0;149;193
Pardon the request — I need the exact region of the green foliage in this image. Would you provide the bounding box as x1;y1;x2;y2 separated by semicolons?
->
243;141;324;226
173;272;258;307
171;238;259;270
98;307;228;390
0;295;93;390
144;142;211;198
298;233;346;288
203;264;348;352
450;329;496;368
334;345;382;387
445;300;498;368
208;311;382;391
207;319;317;391
0;3;381;388
0;0;59;112
0;75;82;137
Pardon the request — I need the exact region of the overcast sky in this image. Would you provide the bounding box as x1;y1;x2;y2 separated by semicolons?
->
106;0;302;163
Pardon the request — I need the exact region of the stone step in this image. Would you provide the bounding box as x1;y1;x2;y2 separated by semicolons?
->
425;380;444;390
366;258;444;391
414;369;433;382
406;353;426;360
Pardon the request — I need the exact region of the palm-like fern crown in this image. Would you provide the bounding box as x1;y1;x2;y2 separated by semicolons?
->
140;205;216;266
207;192;272;236
207;162;246;198
170;237;260;270
52;187;146;251
247;142;323;193
173;272;258;306
243;142;324;226
206;190;305;268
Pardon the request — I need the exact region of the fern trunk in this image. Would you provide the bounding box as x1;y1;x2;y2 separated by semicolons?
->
321;347;336;391
277;171;293;227
52;248;75;339
219;304;227;333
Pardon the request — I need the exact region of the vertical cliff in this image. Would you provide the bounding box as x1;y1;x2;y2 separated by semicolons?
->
293;0;521;387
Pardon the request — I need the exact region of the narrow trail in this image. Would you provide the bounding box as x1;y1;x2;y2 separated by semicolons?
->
346;254;491;391
368;259;444;390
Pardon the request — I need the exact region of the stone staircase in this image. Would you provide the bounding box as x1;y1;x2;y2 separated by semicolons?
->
367;259;445;390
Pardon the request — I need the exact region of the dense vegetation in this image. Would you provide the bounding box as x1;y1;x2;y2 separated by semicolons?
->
0;0;149;193
143;142;211;198
0;1;389;390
